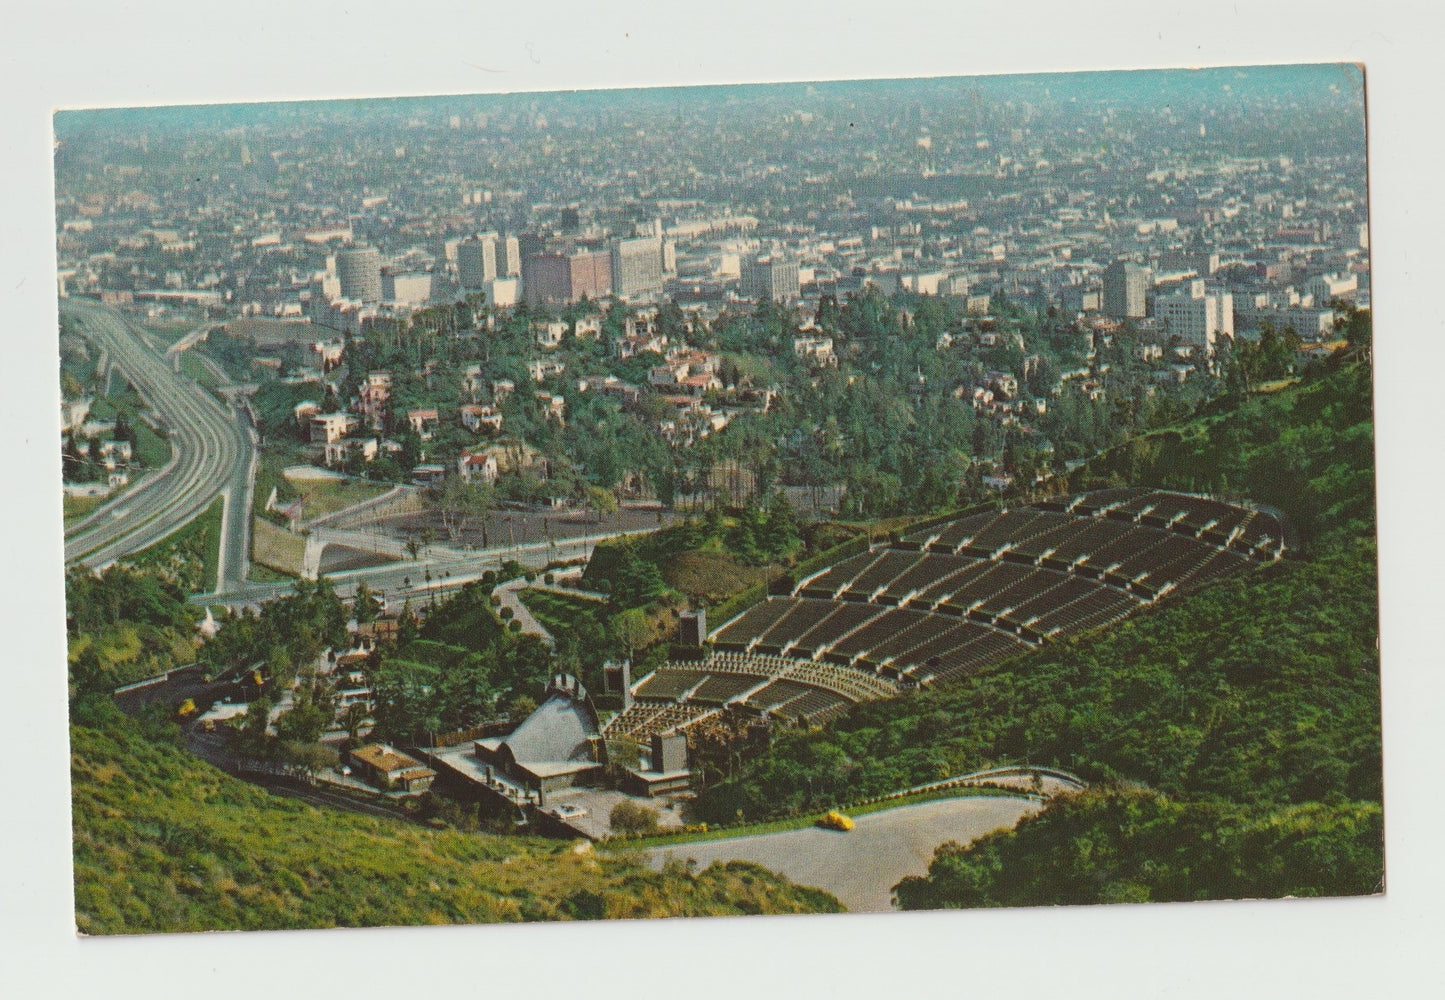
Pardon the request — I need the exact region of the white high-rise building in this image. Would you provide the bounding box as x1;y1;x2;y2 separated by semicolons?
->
499;234;522;278
1155;284;1233;352
382;268;433;307
611;235;665;300
335;246;383;303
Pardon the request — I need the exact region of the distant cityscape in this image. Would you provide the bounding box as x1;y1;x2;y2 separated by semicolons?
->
54;68;1366;341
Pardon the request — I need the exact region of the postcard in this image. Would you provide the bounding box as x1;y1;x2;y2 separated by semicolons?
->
56;64;1380;936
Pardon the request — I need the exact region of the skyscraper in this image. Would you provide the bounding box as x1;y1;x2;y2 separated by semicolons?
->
457;233;498;289
522;249;613;306
1154;284;1233;352
610;235;664;301
1102;260;1148;319
336;246;383;303
739;254;801;303
499;234;522;277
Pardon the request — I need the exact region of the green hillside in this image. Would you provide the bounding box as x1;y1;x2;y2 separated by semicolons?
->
69;702;840;935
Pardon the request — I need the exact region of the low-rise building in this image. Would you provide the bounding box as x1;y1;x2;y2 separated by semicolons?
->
309;412;358;444
348;743;436;793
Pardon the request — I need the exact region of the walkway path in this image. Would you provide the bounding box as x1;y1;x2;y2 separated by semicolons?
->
492;577;555;646
648;795;1043;912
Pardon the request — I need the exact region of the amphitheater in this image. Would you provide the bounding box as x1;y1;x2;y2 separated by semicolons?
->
603;488;1284;744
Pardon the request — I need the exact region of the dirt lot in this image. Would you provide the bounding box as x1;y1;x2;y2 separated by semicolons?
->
222;317;321;346
373;505;677;550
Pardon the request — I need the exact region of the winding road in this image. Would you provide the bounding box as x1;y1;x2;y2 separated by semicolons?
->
62;300;256;591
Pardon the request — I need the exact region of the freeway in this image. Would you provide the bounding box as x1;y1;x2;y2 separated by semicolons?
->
62;300;256;590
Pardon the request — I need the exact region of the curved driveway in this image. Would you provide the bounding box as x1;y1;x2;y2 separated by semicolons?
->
648;795;1044;912
62;300;255;590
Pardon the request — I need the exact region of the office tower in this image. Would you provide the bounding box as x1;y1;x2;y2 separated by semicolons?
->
1154;285;1233;352
457;233;498;289
740;254;801;303
1102;259;1148;319
336;246;383;303
523;249;613;306
499;234;522;277
610;235;664;300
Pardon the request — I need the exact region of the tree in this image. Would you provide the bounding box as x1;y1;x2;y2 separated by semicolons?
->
353;580;382;623
506;693;537;720
609;800;661;837
238;695;274;757
429;476;495;541
611;607;653;662
585;485;618;524
274;699;328;745
283;741;339;783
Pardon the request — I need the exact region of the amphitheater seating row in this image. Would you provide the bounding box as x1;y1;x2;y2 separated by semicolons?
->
701;489;1277;720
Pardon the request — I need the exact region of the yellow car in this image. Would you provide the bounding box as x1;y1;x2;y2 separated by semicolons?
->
817;811;855;831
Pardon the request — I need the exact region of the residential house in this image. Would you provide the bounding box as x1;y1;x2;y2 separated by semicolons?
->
534;392;566;424
325;436;378;467
573;314;603;339
358;371;392;429
309;412;358;444
793;335;837;367
534;320;568;349
462;364;485;400
527;359;567;383
294;400;322;428
457;450;500;484
97;440;132;471
348;743;436;793
459;403;504;434
406;408;440;439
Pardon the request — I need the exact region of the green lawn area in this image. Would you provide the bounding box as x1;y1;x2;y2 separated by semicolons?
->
132;421;172;468
284;474;393;522
251;516;305;578
179;350;224;391
126;495;225;594
661;549;776;605
85;392;172;468
518;588;610;634
64;493;105;522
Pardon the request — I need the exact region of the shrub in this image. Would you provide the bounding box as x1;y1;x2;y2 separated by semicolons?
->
609;800;661;836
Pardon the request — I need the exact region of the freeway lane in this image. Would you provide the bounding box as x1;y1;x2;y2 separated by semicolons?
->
62;300;255;590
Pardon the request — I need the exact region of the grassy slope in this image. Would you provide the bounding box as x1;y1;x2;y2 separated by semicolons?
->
288;476;392;521
70;709;841;935
251;517;306;577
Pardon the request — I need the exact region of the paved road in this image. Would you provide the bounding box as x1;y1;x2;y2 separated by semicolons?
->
62;300;255;591
648;795;1044;912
